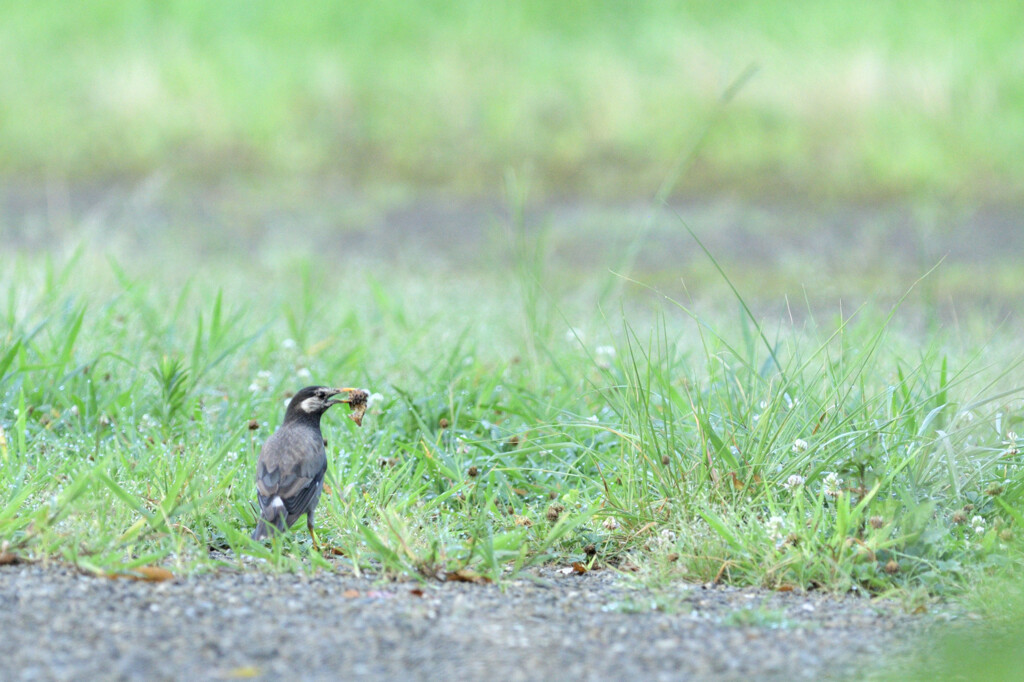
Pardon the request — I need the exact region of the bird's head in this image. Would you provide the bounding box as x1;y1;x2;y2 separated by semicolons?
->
285;386;364;421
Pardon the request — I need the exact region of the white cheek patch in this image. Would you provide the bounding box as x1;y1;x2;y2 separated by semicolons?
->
300;397;320;413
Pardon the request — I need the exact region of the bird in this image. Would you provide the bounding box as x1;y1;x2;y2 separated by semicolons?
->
251;385;366;547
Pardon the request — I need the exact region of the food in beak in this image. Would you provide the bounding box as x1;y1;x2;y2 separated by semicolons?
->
334;388;370;426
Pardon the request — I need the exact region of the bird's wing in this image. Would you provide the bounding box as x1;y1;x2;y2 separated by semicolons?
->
281;460;326;517
255;427;327;515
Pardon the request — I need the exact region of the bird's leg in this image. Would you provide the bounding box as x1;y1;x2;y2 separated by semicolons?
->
307;516;344;555
307;516;321;552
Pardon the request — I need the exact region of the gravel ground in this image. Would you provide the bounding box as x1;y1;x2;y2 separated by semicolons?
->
0;562;925;681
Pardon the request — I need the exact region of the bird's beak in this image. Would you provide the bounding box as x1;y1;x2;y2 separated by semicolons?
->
333;385;362;401
329;387;362;405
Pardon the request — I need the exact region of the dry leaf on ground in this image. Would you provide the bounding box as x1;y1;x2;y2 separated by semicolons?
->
445;568;492;584
107;566;175;582
0;551;24;566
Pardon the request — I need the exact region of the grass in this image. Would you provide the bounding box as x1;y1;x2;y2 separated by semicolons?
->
2;210;1023;598
896;577;1024;680
1;1;1023;201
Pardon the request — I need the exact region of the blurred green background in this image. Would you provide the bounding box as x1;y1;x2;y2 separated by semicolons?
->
2;0;1022;201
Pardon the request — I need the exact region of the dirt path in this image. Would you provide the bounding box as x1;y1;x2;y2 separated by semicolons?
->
1;562;924;681
5;181;1021;315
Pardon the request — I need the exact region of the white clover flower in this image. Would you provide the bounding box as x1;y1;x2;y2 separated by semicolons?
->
250;370;273;392
766;515;786;540
792;438;809;453
971;515;985;528
565;328;585;346
822;472;843;497
296;367;312;380
1008;431;1019;441
602;516;620;531
783;474;806;491
587;415;599;423
281;338;297;350
595;345;616;369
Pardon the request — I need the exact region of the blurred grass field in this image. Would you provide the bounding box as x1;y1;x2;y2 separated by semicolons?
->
1;0;1023;201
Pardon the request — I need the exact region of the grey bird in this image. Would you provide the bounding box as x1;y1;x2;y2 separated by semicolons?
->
252;385;364;546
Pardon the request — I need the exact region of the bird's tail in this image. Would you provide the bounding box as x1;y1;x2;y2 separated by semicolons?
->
252;496;287;540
